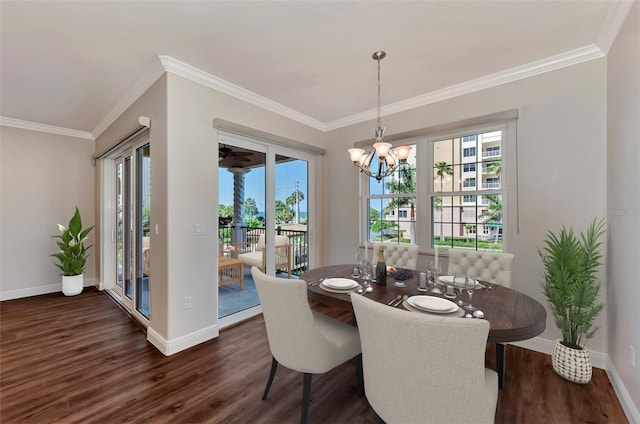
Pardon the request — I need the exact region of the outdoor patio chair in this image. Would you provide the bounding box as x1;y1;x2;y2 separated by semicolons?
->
235;234;292;277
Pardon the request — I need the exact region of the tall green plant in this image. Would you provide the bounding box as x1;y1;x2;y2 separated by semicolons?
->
51;207;94;276
538;218;606;349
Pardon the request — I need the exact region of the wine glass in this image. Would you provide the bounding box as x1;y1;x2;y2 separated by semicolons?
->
464;275;477;311
360;259;372;287
453;272;467;306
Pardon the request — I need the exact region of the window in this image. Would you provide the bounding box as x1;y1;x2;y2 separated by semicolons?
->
431;129;505;251
361;120;512;253
463;147;476;157
366;144;417;244
463;178;476;188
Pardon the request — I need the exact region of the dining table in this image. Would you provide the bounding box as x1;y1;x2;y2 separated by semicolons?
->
301;264;547;389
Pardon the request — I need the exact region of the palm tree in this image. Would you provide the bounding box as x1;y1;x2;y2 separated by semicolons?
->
487;157;501;176
434;161;453;192
382;166;416;243
433;162;452;243
432;196;445;242
480;194;503;242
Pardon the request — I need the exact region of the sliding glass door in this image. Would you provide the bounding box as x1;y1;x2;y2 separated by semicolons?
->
217;132;313;323
113;143;151;319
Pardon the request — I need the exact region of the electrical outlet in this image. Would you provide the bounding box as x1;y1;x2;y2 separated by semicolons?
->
631;345;636;368
184;296;192;310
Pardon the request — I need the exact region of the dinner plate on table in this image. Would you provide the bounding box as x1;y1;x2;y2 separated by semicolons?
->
322;278;358;290
438;275;478;287
407;296;458;313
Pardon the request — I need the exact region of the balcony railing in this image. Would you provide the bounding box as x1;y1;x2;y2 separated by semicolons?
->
482;181;501;189
219;225;308;276
482;149;501;158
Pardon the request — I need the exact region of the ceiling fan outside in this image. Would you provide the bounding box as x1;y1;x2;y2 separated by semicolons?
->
219;145;253;162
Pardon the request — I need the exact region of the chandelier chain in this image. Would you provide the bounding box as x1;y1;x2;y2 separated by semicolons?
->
377;55;382;128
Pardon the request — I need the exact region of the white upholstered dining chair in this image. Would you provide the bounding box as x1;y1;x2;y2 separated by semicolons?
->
447;249;515;389
250;267;362;424
351;293;498;424
372;242;419;270
447;249;514;287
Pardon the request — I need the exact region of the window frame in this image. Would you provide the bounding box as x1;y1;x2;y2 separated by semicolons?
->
360;119;516;253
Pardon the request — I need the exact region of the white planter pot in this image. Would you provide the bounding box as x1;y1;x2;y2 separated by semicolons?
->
62;273;84;296
552;339;592;384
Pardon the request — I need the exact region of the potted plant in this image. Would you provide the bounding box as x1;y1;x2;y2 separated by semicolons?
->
538;217;606;384
51;207;94;296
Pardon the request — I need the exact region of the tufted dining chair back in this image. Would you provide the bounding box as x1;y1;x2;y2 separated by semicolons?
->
351;293;498;423
447;250;514;287
372;243;419;270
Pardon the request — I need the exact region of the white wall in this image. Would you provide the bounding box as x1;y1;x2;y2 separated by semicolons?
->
607;0;640;417
325;58;609;352
95;75;169;337
160;73;326;350
0;126;95;299
95;70;327;354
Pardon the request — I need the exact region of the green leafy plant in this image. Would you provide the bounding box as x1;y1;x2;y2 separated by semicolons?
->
51;207;95;276
539;217;606;350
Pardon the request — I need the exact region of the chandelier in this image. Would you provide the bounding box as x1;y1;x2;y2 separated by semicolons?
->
348;51;411;182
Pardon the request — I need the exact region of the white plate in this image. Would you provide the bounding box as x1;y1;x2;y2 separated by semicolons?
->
438;275;477;286
407;296;458;313
323;278;358;290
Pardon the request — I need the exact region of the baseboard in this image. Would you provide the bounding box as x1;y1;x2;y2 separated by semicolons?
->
510;337;607;369
0;278;99;301
606;356;640;423
218;305;263;330
511;337;638;423
147;323;220;356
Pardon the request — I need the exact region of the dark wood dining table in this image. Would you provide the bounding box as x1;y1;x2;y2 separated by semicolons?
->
301;264;547;389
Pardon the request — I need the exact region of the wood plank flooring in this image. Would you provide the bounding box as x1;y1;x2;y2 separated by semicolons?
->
0;288;628;423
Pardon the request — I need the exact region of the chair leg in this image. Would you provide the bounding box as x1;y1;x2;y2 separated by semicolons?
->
262;356;278;400
301;373;312;424
356;353;364;397
496;342;506;390
373;411;387;424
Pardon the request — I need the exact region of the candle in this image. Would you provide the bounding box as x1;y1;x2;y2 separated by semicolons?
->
434;245;439;269
364;240;368;261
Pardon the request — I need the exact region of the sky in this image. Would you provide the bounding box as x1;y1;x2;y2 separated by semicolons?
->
218;159;308;213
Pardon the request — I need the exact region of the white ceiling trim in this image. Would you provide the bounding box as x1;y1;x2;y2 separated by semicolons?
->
91;59;166;139
0;116;94;140
595;0;635;54
159;55;327;131
0;42;611;139
327;44;606;131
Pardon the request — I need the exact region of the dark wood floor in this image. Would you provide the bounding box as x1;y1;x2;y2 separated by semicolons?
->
0;287;628;424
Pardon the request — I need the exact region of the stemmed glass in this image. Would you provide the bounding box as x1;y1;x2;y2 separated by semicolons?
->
354;252;363;278
427;261;442;294
360;260;372;289
464;275;477;311
453;272;467;305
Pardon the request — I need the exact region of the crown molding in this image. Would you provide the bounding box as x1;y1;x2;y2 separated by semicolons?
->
1;36;615;140
159;55;328;131
326;44;605;131
0;116;94;140
91;59;166;139
596;0;635;54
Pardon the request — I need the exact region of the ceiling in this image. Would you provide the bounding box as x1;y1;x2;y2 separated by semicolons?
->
0;1;633;139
